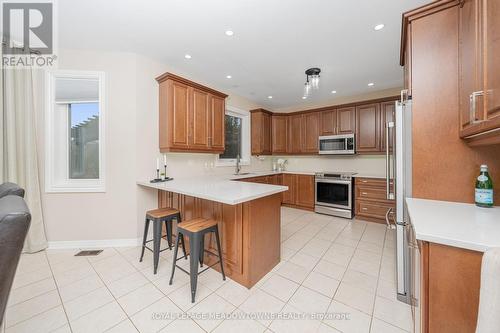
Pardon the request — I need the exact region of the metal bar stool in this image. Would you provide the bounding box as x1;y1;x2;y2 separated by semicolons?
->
169;218;225;303
140;207;187;274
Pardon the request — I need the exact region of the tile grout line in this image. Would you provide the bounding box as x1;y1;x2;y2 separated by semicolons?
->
366;226;389;333
10;210;403;333
118;244;217;333
97;247;164;333
320;221;368;331
44;250;75;333
256;212;354;331
4;252;71;332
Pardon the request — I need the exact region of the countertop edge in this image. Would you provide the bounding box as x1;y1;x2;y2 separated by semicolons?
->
406;197;500;253
137;181;288;205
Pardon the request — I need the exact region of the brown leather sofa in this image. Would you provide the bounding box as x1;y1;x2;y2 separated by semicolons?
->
0;183;31;327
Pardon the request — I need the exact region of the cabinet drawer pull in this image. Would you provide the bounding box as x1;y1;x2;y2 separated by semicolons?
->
362;207;368;211
361;192;368;195
362;180;368;183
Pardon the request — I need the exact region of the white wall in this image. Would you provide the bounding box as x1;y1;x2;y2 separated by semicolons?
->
270;155;386;177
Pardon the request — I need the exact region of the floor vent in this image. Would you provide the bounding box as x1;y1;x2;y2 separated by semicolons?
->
74;250;103;257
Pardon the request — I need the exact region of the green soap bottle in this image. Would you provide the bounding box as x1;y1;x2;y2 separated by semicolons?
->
475;165;494;208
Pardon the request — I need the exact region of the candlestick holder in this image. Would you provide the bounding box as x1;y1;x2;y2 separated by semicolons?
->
163;165;167;180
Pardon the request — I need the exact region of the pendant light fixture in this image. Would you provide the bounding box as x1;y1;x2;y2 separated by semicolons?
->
303;68;321;97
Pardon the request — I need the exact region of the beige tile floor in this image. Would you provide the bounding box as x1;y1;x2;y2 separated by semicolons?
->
3;207;412;333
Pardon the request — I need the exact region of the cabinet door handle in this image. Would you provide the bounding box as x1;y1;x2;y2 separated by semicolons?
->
470;91;484;124
362;207;368;211
361;192;368;195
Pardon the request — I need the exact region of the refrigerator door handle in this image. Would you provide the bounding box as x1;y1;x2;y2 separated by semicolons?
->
386;121;395;200
385;207;395;229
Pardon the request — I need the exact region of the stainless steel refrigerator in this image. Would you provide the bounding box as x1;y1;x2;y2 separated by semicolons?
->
385;90;412;305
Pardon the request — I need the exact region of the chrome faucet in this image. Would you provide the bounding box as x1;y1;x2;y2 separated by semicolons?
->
235;154;241;175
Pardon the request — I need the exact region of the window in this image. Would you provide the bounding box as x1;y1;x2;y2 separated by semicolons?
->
216;106;250;166
45;71;105;192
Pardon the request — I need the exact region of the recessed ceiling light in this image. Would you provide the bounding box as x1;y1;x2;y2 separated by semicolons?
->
268;95;273;99
184;54;192;59
302;96;307;100
368;82;375;87
225;30;234;36
331;90;337;94
374;24;385;31
226;75;232;79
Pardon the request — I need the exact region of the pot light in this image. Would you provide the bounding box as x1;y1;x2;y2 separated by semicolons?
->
302;96;307;100
374;24;385;31
225;30;234;36
226;75;232;79
331;90;337;94
184;54;192;59
268;95;273;99
368;82;375;87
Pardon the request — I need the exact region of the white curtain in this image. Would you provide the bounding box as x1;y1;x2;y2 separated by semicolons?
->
1;53;48;253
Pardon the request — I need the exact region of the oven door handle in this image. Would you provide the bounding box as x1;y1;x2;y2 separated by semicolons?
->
315;179;351;185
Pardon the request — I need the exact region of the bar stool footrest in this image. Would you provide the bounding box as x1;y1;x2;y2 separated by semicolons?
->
173;261;222;277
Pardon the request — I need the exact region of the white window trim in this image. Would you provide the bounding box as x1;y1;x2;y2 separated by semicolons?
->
215;106;251;167
45;70;106;193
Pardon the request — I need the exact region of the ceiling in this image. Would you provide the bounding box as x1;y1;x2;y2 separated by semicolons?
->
58;0;428;110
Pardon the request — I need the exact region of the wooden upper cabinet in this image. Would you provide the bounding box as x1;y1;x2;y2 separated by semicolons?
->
156;72;227;153
320;109;336;135
459;0;484;131
167;80;190;150
404;23;413;96
295;175;315;208
210;95;225;150
320;107;354;136
190;88;210;149
251;109;272;155
380;101;396;151
356;103;380;153
302;112;319;153
458;0;500;143
336;107;355;134
287;114;303;153
271;115;287;153
484;0;500;126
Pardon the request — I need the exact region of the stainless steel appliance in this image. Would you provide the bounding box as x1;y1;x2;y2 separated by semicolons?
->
315;172;355;218
318;134;355;155
385;90;412;305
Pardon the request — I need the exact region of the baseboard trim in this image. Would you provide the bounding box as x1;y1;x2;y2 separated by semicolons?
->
48;238;141;249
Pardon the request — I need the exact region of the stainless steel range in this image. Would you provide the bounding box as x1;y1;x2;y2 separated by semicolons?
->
315;172;356;218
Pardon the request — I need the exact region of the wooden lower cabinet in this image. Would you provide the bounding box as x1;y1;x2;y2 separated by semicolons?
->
354;177;394;223
414;241;482;333
158;191;281;288
237;173;315;211
281;174;296;205
295;175;315;209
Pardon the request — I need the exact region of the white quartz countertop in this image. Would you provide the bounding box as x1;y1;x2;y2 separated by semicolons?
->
353;174;386;179
406;198;500;252
137;173;288;205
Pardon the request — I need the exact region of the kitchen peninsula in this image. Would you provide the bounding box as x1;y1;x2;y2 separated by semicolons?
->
138;174;287;288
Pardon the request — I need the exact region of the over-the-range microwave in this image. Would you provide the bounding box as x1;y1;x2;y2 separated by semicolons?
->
318;134;355;155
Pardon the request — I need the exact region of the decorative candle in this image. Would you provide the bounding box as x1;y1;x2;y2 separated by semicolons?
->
163;154;167;166
156;158;159;170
